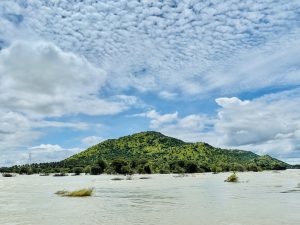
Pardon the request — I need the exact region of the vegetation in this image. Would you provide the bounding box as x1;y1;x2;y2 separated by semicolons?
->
0;131;290;175
73;167;83;175
39;173;50;176
225;172;238;182
53;172;67;177
111;177;124;181
2;173;14;177
55;188;94;197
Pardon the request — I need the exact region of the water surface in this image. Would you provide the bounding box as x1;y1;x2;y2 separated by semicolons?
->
0;170;299;225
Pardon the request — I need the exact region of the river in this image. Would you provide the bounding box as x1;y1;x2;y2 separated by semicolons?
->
0;170;299;225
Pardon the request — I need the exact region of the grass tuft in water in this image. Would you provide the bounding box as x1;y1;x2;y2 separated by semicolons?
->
139;176;151;179
55;188;94;197
2;173;14;177
225;172;238;182
53;173;68;177
111;177;124;181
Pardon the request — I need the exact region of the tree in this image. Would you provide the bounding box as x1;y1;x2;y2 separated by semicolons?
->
185;161;198;173
111;159;128;174
97;159;107;171
84;166;91;174
73;167;83;175
144;164;152;174
90;166;103;175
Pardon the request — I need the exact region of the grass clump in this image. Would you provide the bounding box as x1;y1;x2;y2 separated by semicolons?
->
53;173;67;177
40;173;50;176
2;173;14;177
55;188;94;197
111;177;124;181
225;172;238;182
139;176;151;179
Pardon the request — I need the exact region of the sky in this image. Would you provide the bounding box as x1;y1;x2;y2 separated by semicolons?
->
1;0;300;166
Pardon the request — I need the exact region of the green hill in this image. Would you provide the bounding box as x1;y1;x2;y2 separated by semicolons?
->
0;131;289;174
62;131;288;174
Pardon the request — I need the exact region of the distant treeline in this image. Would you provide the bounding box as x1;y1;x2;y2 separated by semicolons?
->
0;131;291;175
0;157;288;175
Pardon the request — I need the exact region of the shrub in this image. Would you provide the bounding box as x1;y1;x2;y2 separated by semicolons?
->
96;159;107;170
73;167;83;175
111;177;123;181
211;165;222;174
143;164;152;174
247;163;262;172
231;163;246;172
121;165;134;175
84;166;91;174
225;172;238;182
39;173;49;176
19;166;29;175
2;173;14;177
53;173;67;177
111;159;129;174
185;161;198;173
90;166;103;175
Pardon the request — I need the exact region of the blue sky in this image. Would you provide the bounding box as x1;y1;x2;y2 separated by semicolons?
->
1;0;300;166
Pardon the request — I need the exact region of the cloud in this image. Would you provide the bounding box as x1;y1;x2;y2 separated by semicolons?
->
1;1;300;165
0;109;100;158
2;0;299;96
213;89;300;156
140;89;300;162
0;40;138;117
0;144;81;166
137;109;211;141
158;91;178;100
0;40;139;162
0;110;42;151
81;136;104;146
136;110;178;129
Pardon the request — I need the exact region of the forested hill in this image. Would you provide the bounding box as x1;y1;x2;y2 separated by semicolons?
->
62;131;288;174
1;131;289;174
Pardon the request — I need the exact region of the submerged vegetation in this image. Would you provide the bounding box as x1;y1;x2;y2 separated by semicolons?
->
0;132;289;175
55;188;94;197
53;173;67;177
225;172;239;182
2;173;14;177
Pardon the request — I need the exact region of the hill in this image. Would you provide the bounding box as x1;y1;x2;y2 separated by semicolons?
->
63;131;288;174
1;131;289;174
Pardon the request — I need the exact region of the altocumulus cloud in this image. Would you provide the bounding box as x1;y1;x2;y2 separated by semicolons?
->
1;0;300;96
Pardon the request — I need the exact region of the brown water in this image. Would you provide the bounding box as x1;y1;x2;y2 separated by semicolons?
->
0;170;299;225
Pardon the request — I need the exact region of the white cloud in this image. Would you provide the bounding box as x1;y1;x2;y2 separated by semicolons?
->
214;90;300;150
140;89;300;162
159;91;178;100
215;97;249;108
0;110;42;151
81;136;104;146
0;144;82;166
138;110;211;141
0;110;99;158
1;0;300;96
0;40;137;117
136;110;178;129
1;1;300;165
0;40;139;163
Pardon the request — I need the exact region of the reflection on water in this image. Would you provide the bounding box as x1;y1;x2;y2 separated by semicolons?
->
0;170;300;225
